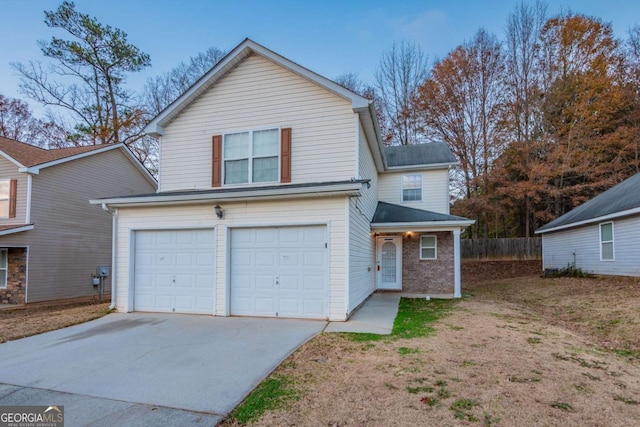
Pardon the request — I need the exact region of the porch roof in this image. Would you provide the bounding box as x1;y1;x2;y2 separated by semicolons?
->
371;202;474;231
0;224;34;236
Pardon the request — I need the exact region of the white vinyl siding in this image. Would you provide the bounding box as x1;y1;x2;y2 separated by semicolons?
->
599;222;614;261
347;124;377;313
159;53;357;191
420;235;437;260
378;169;450;214
0;156;28;225
542;215;640;277
115;197;349;320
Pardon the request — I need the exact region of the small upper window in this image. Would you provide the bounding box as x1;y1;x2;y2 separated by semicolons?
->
600;222;614;261
420;235;437;260
223;129;279;185
0;180;10;218
402;175;422;202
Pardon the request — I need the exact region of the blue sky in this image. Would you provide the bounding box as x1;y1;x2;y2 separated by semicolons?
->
2;0;640;116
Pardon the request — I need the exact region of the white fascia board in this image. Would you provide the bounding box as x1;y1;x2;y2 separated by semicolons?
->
371;220;475;232
534;207;640;234
355;104;385;171
0;224;34;236
384;161;459;172
91;182;363;207
0;151;25;169
18;144;123;174
118;144;158;187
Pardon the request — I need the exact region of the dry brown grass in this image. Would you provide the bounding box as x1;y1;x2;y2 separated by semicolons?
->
0;301;111;343
222;275;640;426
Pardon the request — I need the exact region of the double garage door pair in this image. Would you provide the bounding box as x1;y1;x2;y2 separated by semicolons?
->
133;226;328;319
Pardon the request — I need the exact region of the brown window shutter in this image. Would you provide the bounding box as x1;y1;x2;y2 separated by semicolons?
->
212;135;222;187
9;179;17;218
280;128;292;183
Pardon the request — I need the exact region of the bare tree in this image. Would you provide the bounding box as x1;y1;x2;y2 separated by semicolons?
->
12;1;150;146
375;41;429;145
0;94;68;148
142;47;227;116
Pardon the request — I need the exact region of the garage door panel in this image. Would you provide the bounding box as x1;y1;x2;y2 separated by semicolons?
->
230;226;328;319
134;229;215;314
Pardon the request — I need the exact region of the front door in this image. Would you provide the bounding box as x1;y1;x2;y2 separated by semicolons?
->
376;236;402;290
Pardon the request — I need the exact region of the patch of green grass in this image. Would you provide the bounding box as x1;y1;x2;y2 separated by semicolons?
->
461;360;477;367
614;395;639;405
437;386;450;399
450;399;479;411
483;413;501;426
341;298;457;343
228;375;298;425
392;298;457;339
527;337;542;344
421;396;440;407
612;348;640;360
550;401;574;411
406;385;434;394
435;379;448;387
398;346;420;355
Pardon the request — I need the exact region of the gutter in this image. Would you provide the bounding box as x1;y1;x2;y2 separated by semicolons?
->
101;203;118;310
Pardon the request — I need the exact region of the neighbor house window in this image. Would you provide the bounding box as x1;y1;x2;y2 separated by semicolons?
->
223;129;279;184
0;249;7;288
420;235;437;260
600;222;614;261
402;175;422;202
0;179;10;218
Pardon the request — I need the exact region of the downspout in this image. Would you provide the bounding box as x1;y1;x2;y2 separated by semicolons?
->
101;203;118;310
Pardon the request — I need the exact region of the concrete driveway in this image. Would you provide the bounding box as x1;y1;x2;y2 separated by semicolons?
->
0;313;326;425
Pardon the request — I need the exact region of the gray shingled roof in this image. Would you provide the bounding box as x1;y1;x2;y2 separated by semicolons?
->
383;142;457;168
536;172;640;233
372;202;470;223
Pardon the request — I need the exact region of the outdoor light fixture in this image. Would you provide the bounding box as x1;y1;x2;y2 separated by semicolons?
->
214;205;224;219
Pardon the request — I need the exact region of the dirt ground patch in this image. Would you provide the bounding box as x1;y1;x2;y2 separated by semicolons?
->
0;301;111;343
222;275;640;426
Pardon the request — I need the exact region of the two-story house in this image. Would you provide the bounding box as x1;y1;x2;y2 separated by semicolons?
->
92;39;473;321
0;137;156;304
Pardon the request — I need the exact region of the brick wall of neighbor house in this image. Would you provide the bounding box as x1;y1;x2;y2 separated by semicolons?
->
0;248;27;304
402;232;454;294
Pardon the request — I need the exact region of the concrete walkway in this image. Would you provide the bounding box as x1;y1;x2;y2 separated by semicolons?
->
325;292;401;334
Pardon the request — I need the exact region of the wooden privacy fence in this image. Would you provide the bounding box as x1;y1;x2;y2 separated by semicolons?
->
461;237;542;260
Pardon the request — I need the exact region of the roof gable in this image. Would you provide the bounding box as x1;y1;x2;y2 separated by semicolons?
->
145;38;373;138
383;142;458;169
536;172;640;233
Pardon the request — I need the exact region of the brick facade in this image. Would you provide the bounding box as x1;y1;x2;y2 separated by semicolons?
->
401;231;455;294
0;247;27;304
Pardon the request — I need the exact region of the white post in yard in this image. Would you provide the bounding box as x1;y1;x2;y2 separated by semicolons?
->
453;228;461;298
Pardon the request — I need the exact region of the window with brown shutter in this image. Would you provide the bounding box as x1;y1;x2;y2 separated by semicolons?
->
212;135;222;187
8;179;17;218
280;127;292;183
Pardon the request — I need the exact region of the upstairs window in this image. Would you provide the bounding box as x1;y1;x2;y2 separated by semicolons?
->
600;222;614;261
0;179;16;219
402;175;422;202
223;129;279;184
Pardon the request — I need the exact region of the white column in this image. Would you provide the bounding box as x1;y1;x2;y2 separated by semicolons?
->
453;228;461;298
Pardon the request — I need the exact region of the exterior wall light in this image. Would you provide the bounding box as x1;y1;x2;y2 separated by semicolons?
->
215;205;224;219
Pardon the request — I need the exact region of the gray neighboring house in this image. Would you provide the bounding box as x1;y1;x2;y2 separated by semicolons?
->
0;136;156;304
536;172;640;276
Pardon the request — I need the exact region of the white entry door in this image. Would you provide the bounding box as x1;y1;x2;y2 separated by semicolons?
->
230;225;328;319
133;229;216;314
376;236;402;290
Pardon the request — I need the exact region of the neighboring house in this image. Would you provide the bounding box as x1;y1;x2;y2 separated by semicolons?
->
0;136;157;304
536;172;640;276
92;39;473;321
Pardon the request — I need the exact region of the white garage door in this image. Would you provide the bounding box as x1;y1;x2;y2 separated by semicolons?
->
134;229;216;314
230;225;328;319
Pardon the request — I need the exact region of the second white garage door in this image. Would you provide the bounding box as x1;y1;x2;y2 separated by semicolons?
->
134;229;216;314
230;225;328;319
